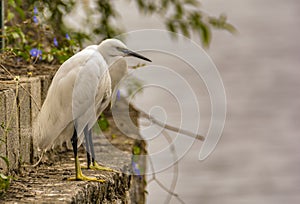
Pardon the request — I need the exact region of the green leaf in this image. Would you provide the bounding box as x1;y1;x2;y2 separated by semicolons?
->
184;0;200;7
199;23;211;48
133;145;141;155
166;20;177;33
15;7;26;20
175;3;184;19
224;23;238;34
209;15;237;34
179;21;190;38
11;32;20;39
47;53;54;62
0;174;8;180
15;0;22;6
0;156;9;168
136;0;145;10
8;0;16;8
0;173;11;194
161;0;169;10
0;122;5;130
6;10;15;22
111;134;117;139
98;114;109;131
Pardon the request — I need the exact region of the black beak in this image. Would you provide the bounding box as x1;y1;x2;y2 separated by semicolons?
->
119;48;152;62
126;50;152;62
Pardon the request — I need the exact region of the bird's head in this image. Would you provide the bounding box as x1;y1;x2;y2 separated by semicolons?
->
98;39;151;66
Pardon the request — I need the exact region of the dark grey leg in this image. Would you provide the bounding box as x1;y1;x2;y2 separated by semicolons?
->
71;127;78;160
87;129;96;163
84;125;92;168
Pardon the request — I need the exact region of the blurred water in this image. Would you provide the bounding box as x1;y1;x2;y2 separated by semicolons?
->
115;0;300;203
71;0;300;203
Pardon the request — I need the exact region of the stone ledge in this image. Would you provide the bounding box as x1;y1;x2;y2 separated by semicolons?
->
3;150;132;203
2;111;146;203
0;73;146;203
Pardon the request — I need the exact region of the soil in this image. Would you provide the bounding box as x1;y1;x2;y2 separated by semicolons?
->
0;52;60;81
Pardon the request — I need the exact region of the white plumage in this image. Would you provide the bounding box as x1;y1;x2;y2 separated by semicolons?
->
33;38;151;181
35;45;111;150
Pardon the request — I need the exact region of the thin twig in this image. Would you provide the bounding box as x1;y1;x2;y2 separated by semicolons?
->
162;130;180;204
0;64;41;111
145;124;186;204
31;151;44;168
135;106;205;141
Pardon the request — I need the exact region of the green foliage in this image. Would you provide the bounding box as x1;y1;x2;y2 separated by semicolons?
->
4;1;79;64
3;0;235;64
0;156;9;169
97;114;109;132
133;145;141;155
0;141;10;197
0;172;11;197
131;0;236;47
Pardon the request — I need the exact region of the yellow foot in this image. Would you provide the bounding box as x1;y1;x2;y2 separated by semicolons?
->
82;162;120;173
70;155;105;182
67;174;105;182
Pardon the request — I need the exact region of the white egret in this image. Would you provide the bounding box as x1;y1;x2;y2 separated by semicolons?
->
34;39;151;181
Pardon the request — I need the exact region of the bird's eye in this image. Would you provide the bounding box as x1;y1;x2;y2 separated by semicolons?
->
116;47;124;52
117;47;129;54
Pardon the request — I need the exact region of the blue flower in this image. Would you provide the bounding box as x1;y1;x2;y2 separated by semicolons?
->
30;48;42;60
33;7;38;15
33;15;38;24
53;37;58;47
65;33;71;40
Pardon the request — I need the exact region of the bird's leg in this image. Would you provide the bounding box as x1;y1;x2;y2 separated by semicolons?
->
84;126;92;169
68;127;105;182
81;126;93;169
87;128;120;173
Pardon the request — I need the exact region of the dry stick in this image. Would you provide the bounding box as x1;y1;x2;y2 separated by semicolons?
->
136;107;205;141
146;131;181;202
31;151;44;167
155;178;182;200
161;129;183;204
145;124;187;203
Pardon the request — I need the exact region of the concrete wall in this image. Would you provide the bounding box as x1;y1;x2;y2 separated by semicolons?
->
0;76;50;173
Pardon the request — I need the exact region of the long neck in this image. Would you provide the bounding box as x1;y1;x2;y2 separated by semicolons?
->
107;56;123;67
109;58;128;91
97;46;122;67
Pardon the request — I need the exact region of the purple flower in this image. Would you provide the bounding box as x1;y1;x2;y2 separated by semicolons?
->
116;90;121;100
30;48;42;60
53;37;58;47
65;33;71;40
132;161;142;179
33;15;38;24
33;7;39;23
33;7;38;15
